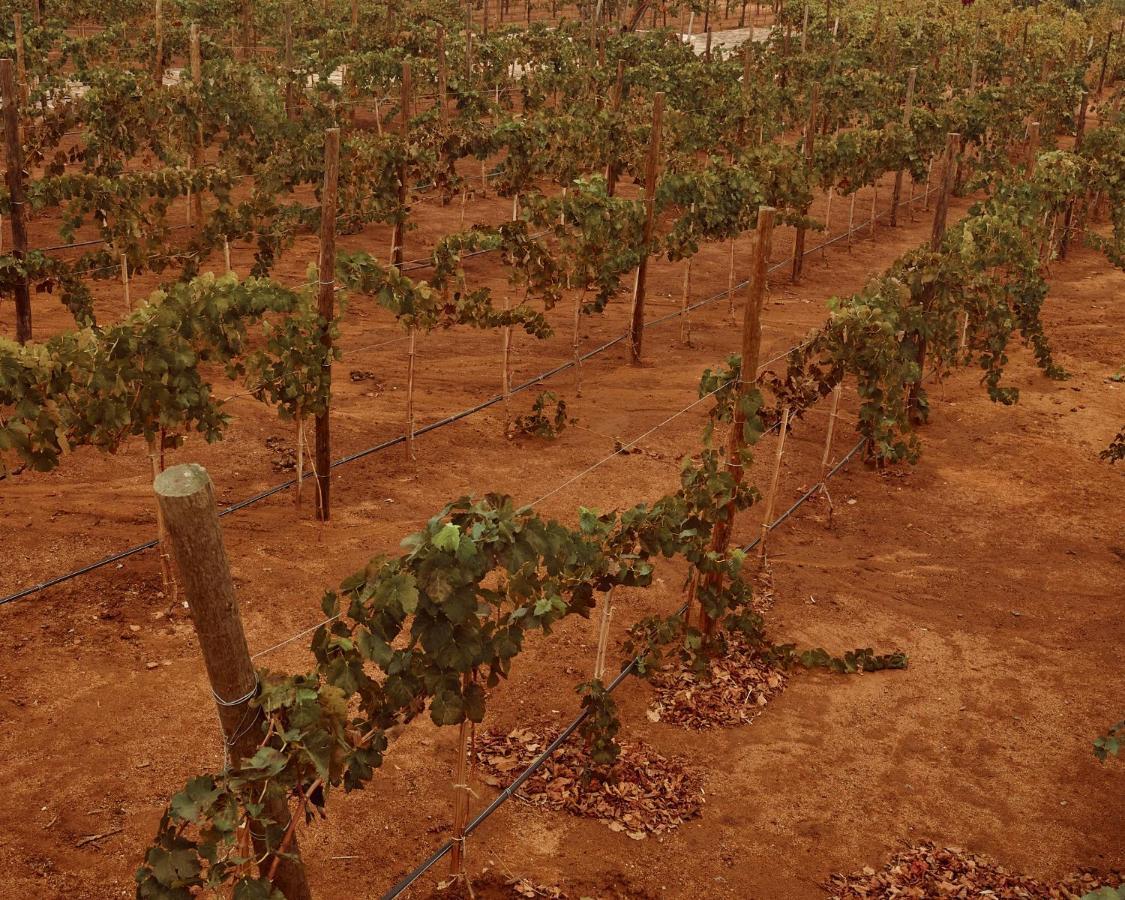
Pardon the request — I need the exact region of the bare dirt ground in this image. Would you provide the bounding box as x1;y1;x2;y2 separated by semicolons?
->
0;171;1121;899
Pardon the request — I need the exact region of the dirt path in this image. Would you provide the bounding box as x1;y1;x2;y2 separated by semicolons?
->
0;185;1121;898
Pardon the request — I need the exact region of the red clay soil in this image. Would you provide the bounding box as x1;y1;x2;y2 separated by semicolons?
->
0;177;1121;899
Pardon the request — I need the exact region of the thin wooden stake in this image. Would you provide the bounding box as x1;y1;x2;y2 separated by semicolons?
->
295;418;304;508
889;66;917;227
1026;120;1040;176
847;191;855;249
189;24;205;227
314;128;340;522
153;0;164;85
436;26;448;125
153;464;312;900
393;62;411;270
605;60;626;196
593;589;615;681
629;91;664;364
406;327;417;461
121;254;131;311
223;237;232;272
791;84;818;282
449;672;473;879
1;59;30;343
756;406;790;559
679;254;693;345
147;438;178;604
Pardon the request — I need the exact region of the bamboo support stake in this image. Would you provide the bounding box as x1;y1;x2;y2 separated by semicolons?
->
869;184;877;237
223;237;231;272
679;254;693;345
405;327;417;461
189;25;205;227
819;382;841;482
629;91;664;364
791;84;818;282
147;438;177;604
756;406;790;559
449;672;473;879
726;235;737;313
295;419;304;507
153;464;312;900
889;66;917;227
593;588;615;681
1026;120;1040;176
1;60;31;343
572;289;585;395
696;206;775;635
314;128;340;522
847;191;855;249
121;254;131;311
817;382;842;517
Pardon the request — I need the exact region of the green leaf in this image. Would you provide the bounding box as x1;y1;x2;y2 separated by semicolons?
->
433;523;461;552
169;776;221;824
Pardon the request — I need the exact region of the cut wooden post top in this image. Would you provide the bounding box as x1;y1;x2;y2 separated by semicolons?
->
154;462;211;497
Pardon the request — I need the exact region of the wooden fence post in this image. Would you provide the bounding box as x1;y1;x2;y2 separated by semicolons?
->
190;24;205;228
930;132;960;253
694;206;775;635
756;406;790;559
315;128;340;522
889;66;917;227
790;83;818;282
153;464;313;900
629;91;664;364
1;59;31;343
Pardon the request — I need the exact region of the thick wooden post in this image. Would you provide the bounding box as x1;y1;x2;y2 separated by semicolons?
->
315;128;340;522
694;206;775;635
1;60;31;344
889;66;917;227
604;60;625;197
790;83;818;282
392;62;411;269
189;25;205;227
930;132;960;252
153;464;313;900
629;91;664;364
153;0;164;85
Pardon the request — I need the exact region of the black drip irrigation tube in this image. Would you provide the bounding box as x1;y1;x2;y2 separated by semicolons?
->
1;199;901;609
379;432;868;900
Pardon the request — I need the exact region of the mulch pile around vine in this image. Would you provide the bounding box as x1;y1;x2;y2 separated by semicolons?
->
646;632;787;729
474;728;702;838
827;841;1124;898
